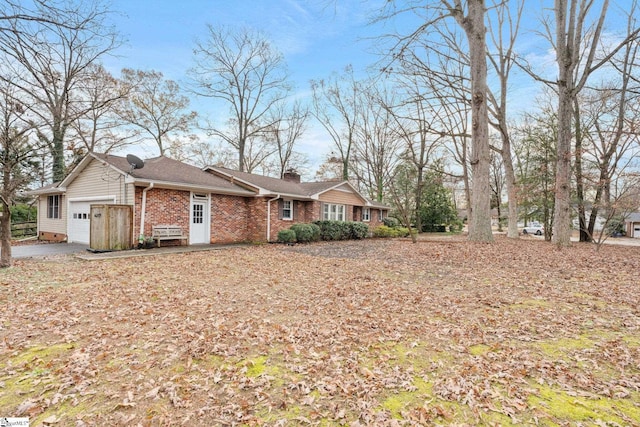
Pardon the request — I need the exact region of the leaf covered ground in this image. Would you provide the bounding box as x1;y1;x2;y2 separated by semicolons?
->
0;237;639;426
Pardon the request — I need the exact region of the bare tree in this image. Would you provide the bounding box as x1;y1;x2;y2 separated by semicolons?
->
0;80;40;268
525;0;640;246
119;69;197;158
375;0;493;241
314;154;343;181
190;26;290;172
311;66;361;182
264;100;309;178
190;140;237;169
489;149;505;232
0;0;119;182
69;64;137;155
486;0;524;239
388;75;447;234
353;83;403;202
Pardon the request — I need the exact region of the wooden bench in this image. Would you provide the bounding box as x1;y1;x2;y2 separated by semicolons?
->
151;225;188;247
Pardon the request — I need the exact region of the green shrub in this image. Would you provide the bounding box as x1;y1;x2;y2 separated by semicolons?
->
382;217;400;228
277;229;296;243
449;220;464;233
313;220;345;241
372;225;410;238
290;223;321;243
372;225;395;238
11;204;37;222
349;222;369;239
396;227;411;237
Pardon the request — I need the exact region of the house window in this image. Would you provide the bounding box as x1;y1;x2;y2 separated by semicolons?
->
378;209;385;221
323;203;346;221
47;195;60;219
282;200;293;220
193;203;204;224
362;207;371;222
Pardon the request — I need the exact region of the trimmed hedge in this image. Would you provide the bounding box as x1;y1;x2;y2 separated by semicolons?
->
349;222;369;239
312;220;370;241
313;220;348;241
290;223;321;243
372;225;411;238
280;221;371;243
277;229;296;243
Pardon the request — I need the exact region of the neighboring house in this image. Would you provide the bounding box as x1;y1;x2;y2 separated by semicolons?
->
28;152;390;246
625;213;640;238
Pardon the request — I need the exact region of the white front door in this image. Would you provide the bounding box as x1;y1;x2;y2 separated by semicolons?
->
189;193;210;244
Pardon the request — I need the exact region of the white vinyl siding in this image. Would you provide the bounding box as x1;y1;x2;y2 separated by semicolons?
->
66;158;133;204
38;195;66;235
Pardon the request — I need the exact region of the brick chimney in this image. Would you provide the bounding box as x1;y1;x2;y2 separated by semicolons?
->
283;168;301;183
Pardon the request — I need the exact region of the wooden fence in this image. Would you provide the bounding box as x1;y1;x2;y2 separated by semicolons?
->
11;221;37;238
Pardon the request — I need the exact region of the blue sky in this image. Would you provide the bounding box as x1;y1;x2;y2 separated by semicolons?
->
105;0;390;169
104;0;635;173
108;0;382;83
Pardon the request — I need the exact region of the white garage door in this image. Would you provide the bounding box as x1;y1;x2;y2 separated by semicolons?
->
68;199;113;244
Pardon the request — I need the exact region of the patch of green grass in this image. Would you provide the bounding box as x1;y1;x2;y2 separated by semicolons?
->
468;344;492;356
381;376;433;419
0;343;76;414
529;385;640;425
2;342;75;367
538;335;594;359
509;299;551;310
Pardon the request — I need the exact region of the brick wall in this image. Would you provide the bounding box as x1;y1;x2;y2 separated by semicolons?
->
133;187;190;243
211;194;252;244
131;186;391;245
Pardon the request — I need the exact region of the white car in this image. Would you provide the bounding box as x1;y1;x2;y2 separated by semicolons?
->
522;223;544;236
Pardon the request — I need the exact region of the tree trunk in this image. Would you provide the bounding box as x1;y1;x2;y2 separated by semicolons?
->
414;166;424;234
52;136;66;182
464;0;493;242
0;197;11;268
574;100;590;242
552;0;574;247
553;88;573;247
503;151;519;238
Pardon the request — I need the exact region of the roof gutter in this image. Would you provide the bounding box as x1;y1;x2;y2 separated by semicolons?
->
139;182;154;244
266;195;280;242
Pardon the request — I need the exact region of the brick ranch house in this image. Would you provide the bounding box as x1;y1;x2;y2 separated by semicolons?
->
28;152;390;246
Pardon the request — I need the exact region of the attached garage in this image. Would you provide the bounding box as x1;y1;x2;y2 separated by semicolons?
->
625;213;640;239
67;198;115;244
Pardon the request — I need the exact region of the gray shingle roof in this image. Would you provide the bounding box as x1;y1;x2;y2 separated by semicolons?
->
207;166;390;209
95;154;255;194
626;212;640;222
208;167;341;197
28;153;391;209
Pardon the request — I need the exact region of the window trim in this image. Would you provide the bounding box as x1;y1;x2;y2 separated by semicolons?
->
362;207;371;222
323;203;346;221
47;195;61;219
378;209;384;221
282;199;293;220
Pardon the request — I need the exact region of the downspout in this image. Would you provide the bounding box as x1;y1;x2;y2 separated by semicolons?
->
139;182;154;244
266;195;280;242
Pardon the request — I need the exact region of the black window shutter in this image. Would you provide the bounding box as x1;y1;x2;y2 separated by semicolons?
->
278;199;284;219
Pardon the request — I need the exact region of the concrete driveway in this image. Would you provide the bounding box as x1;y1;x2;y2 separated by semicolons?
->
7;242;89;259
